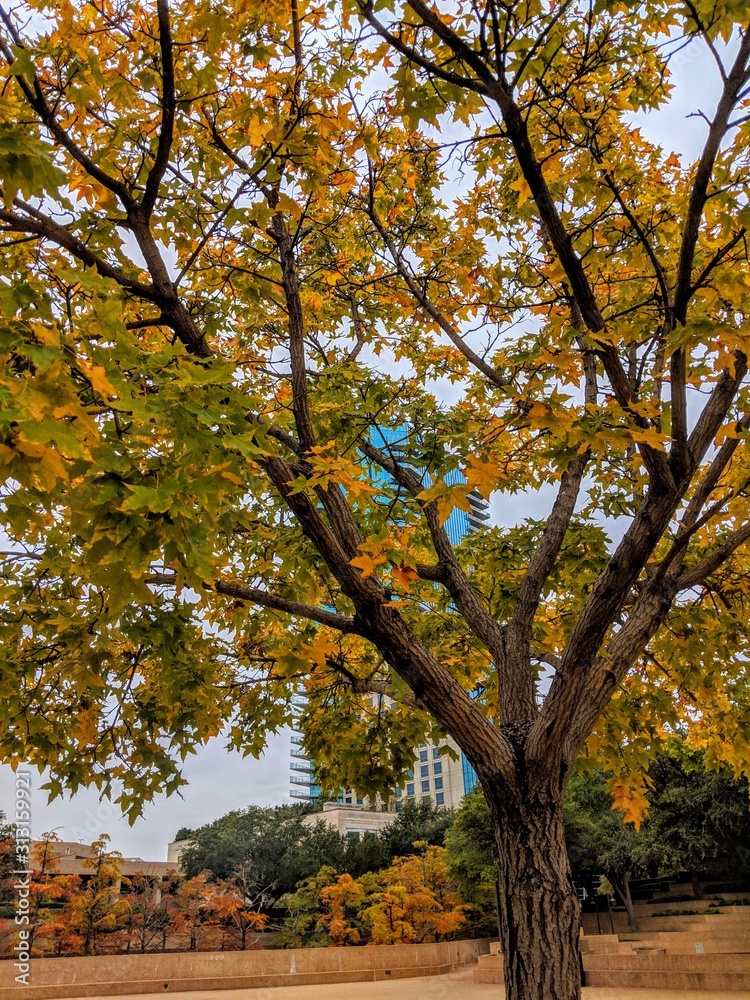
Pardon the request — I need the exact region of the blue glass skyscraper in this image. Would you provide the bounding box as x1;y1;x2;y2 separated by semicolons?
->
289;424;488;804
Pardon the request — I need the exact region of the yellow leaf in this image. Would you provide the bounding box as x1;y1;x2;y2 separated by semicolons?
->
509;173;532;207
391;563;419;591
79;360;117;398
630;426;666;451
350;551;387;578
611;775;651;830
463;454;500;500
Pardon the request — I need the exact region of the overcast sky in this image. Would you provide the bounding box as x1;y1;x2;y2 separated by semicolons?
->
0;28;733;861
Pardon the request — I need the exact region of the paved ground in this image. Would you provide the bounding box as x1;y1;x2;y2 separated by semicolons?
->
74;968;750;1000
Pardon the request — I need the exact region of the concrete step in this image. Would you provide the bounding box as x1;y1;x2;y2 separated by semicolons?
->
476;954;505;969
583;953;750;973
584;969;750;991
579;936;637;955
628;914;750;933
474;953;504;984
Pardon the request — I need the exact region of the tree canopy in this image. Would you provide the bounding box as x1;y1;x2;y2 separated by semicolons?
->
2;1;750;995
178;799;451;905
2;0;749;813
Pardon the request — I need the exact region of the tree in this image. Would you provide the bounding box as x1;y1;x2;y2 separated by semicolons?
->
361;845;466;944
633;741;750;896
563;771;643;932
444;787;499;938
26;833;82;952
0;812;17;922
207;876;268;950
2;1;750;996
180;805;346;907
378;800;453;859
317;873;366;945
120;871;177;954
69;836;126;956
180;801;447;906
169;872;223;952
276;867;341;949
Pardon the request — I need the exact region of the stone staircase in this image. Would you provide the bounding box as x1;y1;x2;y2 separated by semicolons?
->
582;950;750;991
473;941;504;984
580;909;750;990
475;910;750;990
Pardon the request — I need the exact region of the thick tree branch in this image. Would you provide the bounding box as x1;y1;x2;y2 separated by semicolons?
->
141;0;176;218
530;647;562;671
405;0;605;335
0;202;158;301
673;29;750;323
652;414;750;581
507;340;596;653
325;657;419;708
395;1;672;489
359;2;489;95
265;453;514;780
670;347;689;475
269;214;317;453
688;352;748;465
361;439;507;671
147;571;363;633
561;576;679;764
215;580;364;633
676;521;750;590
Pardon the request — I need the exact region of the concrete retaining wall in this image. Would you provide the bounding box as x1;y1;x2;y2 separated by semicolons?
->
0;939;490;999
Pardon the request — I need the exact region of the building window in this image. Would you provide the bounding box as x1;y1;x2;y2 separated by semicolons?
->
434;777;443;790
420;764;429;778
419;749;428;762
395;787;402;797
421;779;430;793
422;795;431;803
433;762;442;775
407;768;414;779
433;747;441;759
396;801;403;812
435;792;445;805
461;752;478;795
356;797;363;805
406;783;414;796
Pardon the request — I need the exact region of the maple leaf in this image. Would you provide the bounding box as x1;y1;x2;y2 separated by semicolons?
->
350;549;388;578
611;775;652;830
463;454;501;500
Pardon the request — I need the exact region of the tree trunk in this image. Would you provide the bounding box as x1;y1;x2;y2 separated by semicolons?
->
486;783;581;1000
691;871;705;900
613;874;638;932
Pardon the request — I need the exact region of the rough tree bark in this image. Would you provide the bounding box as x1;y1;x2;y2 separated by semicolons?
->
483;764;581;1000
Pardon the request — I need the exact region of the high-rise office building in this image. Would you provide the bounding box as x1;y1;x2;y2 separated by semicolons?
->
288;425;488;809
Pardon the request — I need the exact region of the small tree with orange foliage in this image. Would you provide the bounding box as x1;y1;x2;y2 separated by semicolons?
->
28;833;83;955
317;873;366;946
362;845;466;945
210;877;267;950
66;836;127;955
169;873;224;952
119;871;178;954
